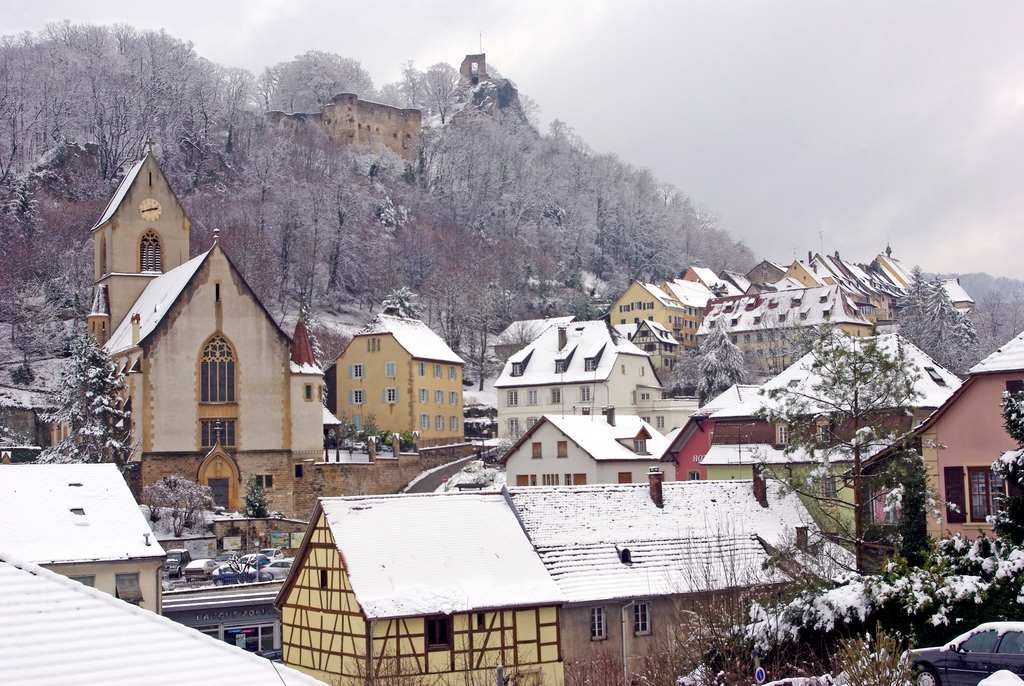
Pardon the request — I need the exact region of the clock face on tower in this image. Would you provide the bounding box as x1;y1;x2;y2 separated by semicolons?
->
139;198;162;221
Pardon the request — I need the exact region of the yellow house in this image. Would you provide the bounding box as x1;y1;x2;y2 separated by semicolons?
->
277;493;566;685
0;463;165;613
609;281;693;349
327;313;465;447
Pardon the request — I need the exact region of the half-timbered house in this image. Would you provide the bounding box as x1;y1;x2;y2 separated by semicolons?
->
276;493;566;685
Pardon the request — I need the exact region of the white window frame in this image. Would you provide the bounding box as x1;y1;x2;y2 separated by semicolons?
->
450;390;458;405
418;361;426;376
591;607;607;640
508;418;520;435
580;387;591;403
351;364;364;379
420;414;430;430
777;425;788;445
656;416;665;429
448;365;457;380
434;363;443;378
435;389;444;404
420;388;429;403
385;387;398;403
508;391;519;406
450;415;459;431
527;389;538;405
436;414;444;430
551;389;561;404
633;602;651;635
352;389;364;405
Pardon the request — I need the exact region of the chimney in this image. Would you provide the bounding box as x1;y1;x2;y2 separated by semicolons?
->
557;325;567;351
367;435;376;461
795;526;809;551
392;432;401;457
807;251;812;264
383;305;400;316
648;467;664;508
752;465;767;507
131;313;141;346
603;405;615;426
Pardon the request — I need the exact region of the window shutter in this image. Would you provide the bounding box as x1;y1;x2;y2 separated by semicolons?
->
382;388;387;403
348;364;353;379
394;388;399;401
944;466;967;524
348;390;354;404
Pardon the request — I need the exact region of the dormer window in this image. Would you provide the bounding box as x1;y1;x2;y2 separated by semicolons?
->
799;312;808;320
724;305;734;313
753;316;761;324
634;439;647;454
555;360;567;374
731;318;739;326
823;308;831;319
819;295;828;304
585;358;597;372
511;362;523;377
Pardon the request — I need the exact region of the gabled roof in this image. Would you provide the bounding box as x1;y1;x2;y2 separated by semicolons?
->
634;281;685;309
633;320;677;346
507;414;669;463
104;250;210;355
495;316;577;345
712;334;961;419
661;278;714;309
720;270;751;293
700;384;762;415
685;267;743;296
942;278;974;306
355;314;463;364
507;480;818;603
0;553;320;685
0;464;164;565
289;320;321;374
314;493;565;619
698;285;870;336
969;330;1024;375
91;158;146;230
495;320;651;388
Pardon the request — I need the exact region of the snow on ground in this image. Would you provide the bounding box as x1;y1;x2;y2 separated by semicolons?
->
463;373;498;409
980;672;1024;685
139;505;217;541
435;459;506;493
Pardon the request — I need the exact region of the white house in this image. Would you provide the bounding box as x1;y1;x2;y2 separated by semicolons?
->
494;320;660;438
501;412;670;486
0;553;320;685
0;463;166;613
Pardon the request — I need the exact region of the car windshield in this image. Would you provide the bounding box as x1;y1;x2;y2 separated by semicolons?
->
168;552;183;561
961;630;1000;653
998;632;1024;654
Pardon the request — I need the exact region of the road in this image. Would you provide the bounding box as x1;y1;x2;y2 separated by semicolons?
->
404;455;479;494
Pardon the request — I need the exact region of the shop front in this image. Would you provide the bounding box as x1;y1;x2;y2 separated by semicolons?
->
162;582;282;653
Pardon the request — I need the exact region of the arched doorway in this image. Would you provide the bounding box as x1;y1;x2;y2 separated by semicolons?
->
198;446;240;510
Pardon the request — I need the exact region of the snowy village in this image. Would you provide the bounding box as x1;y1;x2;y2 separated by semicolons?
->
2;8;1024;686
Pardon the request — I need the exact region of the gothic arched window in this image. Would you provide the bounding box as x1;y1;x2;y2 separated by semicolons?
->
200;335;235;403
140;230;162;272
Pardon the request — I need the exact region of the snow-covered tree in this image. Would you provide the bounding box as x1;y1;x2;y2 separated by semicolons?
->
696;325;744;405
381;286;421;319
995;390;1024;545
142;476;215;537
243;475;269;518
424;62;461;124
39;331;132;467
898;267;979;373
758;327;922;573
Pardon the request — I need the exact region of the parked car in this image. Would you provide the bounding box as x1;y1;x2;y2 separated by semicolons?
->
911;622;1024;685
237;553;271;570
259;548;284;560
264;558;293;580
182;559;219;581
164;549;192;579
214;551;239;564
211;563;272;585
256;649;282;662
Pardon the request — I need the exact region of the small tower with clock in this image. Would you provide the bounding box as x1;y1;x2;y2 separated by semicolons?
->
89;139;191;336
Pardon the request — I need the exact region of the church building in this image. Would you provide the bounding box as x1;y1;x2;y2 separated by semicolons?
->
87;146;324;518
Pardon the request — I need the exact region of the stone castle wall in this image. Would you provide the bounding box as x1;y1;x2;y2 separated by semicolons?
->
267;94;421;161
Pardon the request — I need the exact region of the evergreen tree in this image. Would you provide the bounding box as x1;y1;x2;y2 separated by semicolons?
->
39;332;132;467
381;286;422;319
243;475;269;518
898;267;979;373
995;390;1024;545
696;325;745;406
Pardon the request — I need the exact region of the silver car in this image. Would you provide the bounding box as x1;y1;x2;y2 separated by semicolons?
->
264;558;293;580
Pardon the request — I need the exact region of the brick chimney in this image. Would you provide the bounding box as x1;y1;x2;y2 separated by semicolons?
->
603;405;615;426
557;325;567;351
130;313;141;346
795;526;809;551
648;467;664;508
752;465;767;507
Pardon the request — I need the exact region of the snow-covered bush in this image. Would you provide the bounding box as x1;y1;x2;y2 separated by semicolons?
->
831;625;913;686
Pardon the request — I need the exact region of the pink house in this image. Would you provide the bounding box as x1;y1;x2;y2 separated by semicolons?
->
917;333;1024;539
661;385;760;481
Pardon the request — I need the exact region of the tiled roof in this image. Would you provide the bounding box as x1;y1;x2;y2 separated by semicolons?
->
0;554;321;685
970;330;1024;375
289;320;318;369
317;493;565;619
0;464;164;565
698;285;870;336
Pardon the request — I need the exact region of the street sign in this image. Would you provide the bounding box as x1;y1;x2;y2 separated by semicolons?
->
755;666;766;684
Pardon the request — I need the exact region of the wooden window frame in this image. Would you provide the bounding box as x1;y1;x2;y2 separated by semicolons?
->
426;615;451;650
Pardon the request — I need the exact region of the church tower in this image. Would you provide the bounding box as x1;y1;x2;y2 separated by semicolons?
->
90;141;191;332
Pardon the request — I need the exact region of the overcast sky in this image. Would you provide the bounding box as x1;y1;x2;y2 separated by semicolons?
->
6;1;1024;278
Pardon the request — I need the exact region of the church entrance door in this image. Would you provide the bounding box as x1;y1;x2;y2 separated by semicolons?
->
208;478;229;508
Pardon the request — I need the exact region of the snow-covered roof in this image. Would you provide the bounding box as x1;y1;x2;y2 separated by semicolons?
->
700;444;817;466
495;320;652;389
0;553;320;685
323;406;341;426
317;492;565;619
495;316;577;345
614;323;638;338
698;384;762;415
523;414;668;462
634;320;677;345
661;278;714;309
721;270;751;293
942;278;974;306
91;158;145;230
970;330;1024;375
712;334;961;419
635;281;685;309
872;253;913;289
0;463;165;565
698;285;870;337
355;314;463;364
507;480;814;603
686;267;744;297
104;250;209;355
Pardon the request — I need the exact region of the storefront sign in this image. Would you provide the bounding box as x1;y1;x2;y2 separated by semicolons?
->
194;607;275;622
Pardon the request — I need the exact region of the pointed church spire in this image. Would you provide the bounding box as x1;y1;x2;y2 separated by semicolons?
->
290;320;317;368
